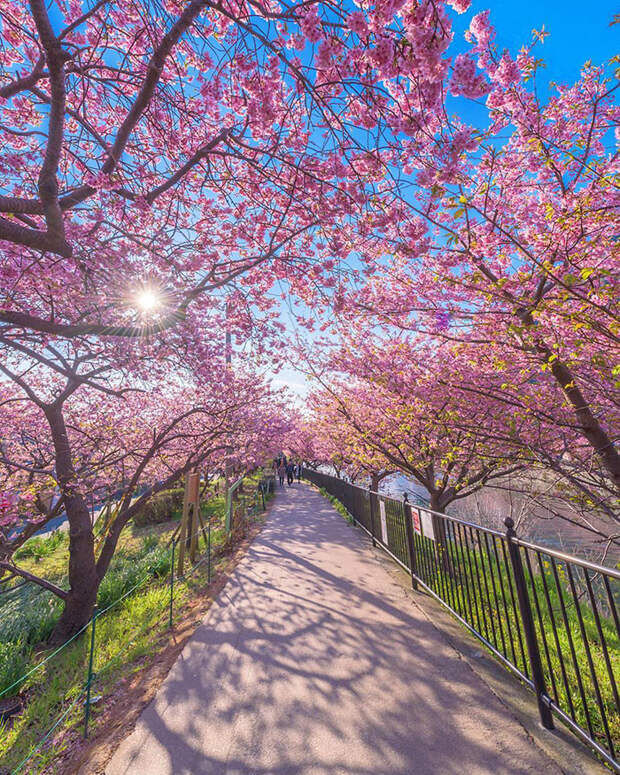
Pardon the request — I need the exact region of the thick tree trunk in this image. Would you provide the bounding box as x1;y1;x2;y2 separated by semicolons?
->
51;545;98;644
429;492;454;578
517;309;620;492
45;404;99;645
548;357;620;492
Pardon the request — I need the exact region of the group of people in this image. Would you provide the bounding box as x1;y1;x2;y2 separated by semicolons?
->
274;455;302;487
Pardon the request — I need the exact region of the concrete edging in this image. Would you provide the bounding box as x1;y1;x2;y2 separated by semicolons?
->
362;531;608;775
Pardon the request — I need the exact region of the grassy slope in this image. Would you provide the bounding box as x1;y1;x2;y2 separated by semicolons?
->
315;484;619;763
0;472;268;774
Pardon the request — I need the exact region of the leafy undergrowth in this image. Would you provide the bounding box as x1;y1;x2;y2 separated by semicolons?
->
318;487;355;525
0;471;270;774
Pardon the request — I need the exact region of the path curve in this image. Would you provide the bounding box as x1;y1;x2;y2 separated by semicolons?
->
107;483;562;775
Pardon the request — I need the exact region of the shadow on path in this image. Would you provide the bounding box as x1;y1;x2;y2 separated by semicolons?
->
106;484;561;775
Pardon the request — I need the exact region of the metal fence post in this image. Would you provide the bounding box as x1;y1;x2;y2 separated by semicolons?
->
83;604;98;738
504;518;554;730
369;491;377;547
169;538;176;629
207;520;212;583
402;495;418;590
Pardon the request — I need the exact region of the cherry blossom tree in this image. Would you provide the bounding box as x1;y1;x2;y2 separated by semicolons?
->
285;419;321;470
301;391;394;489
337;19;619;505
305;337;527;513
0;371;288;641
3;0;616;635
0;0;476;344
0;0;487;639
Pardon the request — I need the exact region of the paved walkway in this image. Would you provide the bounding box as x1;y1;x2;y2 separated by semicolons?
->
107;484;562;775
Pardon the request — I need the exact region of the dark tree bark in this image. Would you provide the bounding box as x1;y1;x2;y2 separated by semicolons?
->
44;403;98;644
429;491;454;577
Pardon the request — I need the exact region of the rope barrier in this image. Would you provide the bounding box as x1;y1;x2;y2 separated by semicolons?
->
0;621;90;701
95;599;174;681
183;546;212;580
0;516;221;701
95;570;153;618
11;689;87;774
2;476;264;771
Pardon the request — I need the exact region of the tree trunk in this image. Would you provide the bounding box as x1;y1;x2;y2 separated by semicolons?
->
429;492;454;578
45;404;99;645
548;356;620;492
51;541;98;644
517;309;620;492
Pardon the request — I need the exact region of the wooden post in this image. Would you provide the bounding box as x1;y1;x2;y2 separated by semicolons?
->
177;475;191;576
188;472;200;562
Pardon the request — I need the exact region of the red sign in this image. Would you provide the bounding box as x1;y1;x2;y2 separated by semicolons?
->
412;507;421;535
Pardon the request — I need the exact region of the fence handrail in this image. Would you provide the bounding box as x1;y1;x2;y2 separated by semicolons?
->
513;536;620;579
324;477;430;507
328;472;618;578
303;466;620;772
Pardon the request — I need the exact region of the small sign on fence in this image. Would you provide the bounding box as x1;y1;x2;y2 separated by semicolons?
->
379;500;388;543
420;509;435;541
411;507;421;535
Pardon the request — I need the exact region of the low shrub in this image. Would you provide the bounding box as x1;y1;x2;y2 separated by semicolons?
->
0;640;31;699
14;530;67;562
0;586;62;646
133;488;184;526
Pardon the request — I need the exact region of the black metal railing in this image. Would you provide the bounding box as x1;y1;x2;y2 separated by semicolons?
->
303;468;620;771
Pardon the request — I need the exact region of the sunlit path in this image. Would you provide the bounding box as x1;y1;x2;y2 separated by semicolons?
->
106;483;561;775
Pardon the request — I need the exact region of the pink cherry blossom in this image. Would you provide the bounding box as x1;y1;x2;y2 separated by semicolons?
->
450;54;491;98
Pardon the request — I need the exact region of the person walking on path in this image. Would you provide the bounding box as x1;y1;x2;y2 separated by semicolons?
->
286;462;295;486
296;463;302;482
107;483;566;775
278;462;286;487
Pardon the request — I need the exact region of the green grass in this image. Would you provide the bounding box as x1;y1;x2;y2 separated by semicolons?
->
0;535;176;704
410;533;620;754
0;640;30;701
0;472;269;773
318;487;355;524
0;586;62;649
14;531;67;563
319;485;620;764
1;580;175;773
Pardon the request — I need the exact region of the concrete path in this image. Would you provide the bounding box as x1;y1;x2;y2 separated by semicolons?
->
107;484;562;775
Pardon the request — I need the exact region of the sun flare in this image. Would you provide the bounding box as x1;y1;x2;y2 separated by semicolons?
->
136;288;160;313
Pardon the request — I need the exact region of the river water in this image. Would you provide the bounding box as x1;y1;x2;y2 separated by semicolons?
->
374;473;617;565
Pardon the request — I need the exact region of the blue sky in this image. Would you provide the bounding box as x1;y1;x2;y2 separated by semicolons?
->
461;0;618;84
274;0;619;402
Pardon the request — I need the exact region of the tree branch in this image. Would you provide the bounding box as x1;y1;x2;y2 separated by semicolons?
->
29;0;69;243
0;562;68;599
